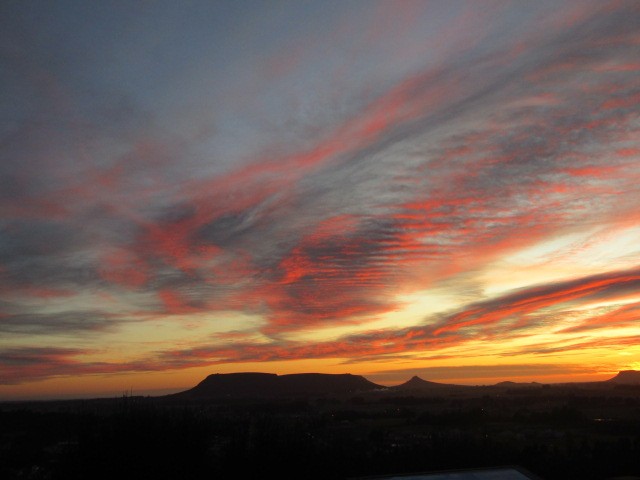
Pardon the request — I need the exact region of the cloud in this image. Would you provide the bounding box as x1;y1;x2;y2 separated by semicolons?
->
0;347;90;384
0;310;120;335
559;302;640;333
430;266;640;336
1;1;640;389
506;335;640;357
3;265;638;383
133;265;640;373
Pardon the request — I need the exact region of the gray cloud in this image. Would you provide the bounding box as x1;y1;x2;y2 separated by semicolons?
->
0;310;119;335
1;1;639;389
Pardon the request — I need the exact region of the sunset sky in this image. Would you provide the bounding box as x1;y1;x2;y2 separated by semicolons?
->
2;0;640;400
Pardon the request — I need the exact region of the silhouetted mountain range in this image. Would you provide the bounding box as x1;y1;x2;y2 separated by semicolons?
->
169;370;639;399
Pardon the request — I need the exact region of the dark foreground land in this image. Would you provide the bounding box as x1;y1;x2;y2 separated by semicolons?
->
2;376;640;480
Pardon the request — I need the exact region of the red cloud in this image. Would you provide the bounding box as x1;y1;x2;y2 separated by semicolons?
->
433;267;640;336
559;301;640;334
100;249;149;288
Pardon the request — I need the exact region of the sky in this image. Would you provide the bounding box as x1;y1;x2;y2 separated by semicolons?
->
1;0;640;400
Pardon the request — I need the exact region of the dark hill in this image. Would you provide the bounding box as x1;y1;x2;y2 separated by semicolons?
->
495;381;542;388
172;372;382;399
606;370;640;384
392;375;454;391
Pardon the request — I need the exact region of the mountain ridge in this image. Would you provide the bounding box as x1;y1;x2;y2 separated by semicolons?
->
169;370;638;399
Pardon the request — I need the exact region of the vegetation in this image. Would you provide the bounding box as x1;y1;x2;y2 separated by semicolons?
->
2;385;640;479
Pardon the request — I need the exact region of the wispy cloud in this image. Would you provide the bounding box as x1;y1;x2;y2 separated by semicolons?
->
1;1;639;392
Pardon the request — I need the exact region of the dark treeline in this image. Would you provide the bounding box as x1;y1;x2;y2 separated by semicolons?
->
2;387;640;479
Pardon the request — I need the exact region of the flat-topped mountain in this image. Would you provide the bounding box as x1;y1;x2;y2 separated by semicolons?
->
184;372;279;397
173;372;382;399
606;370;640;384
